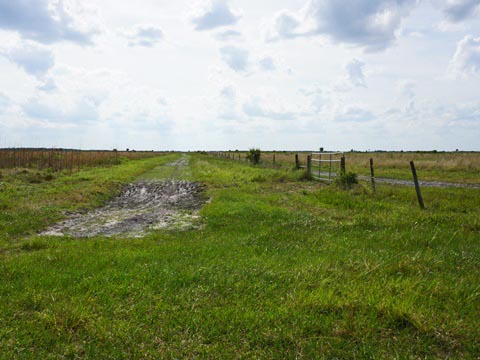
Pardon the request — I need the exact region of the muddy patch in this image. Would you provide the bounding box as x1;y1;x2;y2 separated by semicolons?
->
42;180;206;238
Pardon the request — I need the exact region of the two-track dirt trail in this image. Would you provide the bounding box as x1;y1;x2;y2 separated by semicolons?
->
42;155;206;238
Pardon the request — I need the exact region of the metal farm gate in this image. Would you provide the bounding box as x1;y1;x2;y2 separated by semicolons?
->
308;152;345;181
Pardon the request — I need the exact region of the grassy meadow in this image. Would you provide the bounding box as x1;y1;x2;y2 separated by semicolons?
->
0;153;479;358
236;151;480;184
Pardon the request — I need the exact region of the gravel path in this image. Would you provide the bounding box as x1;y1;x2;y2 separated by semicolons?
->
314;171;479;189
358;175;480;189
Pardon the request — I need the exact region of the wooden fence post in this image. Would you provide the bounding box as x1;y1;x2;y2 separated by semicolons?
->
307;155;312;174
369;158;376;193
340;156;346;175
273;151;276;166
410;161;425;209
295;154;299;169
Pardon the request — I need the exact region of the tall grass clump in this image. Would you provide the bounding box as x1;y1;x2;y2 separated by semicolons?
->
335;171;358;189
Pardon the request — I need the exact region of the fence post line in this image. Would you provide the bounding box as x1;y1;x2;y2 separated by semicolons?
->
295;154;299;169
307;155;312;175
369;158;376;193
340;156;346;175
273;151;276;166
410;161;425;209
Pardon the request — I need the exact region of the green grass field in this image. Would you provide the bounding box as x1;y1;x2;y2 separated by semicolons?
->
1;153;479;358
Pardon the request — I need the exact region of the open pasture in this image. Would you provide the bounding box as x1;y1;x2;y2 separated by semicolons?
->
0;152;479;358
227;151;480;184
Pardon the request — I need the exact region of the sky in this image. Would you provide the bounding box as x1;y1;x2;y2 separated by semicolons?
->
0;0;479;151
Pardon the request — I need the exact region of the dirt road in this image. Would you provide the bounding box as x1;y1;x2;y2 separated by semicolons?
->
42;156;207;238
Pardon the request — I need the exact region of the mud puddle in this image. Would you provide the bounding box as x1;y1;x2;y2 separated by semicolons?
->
42;158;207;237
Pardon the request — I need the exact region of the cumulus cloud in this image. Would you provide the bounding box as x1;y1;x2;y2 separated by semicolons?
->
442;0;480;22
0;41;54;79
0;0;99;45
122;25;163;47
259;56;276;71
267;10;302;40
332;59;368;91
220;46;249;72
266;0;417;51
346;59;367;87
449;35;480;76
191;0;241;31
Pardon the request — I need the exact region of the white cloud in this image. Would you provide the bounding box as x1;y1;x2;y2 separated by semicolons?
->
243;97;296;120
220;46;250;72
0;92;10;113
335;106;375;122
37;77;57;92
346;59;367;87
218;85;240;120
266;10;303;41
397;79;415;99
122;25;163;47
301;87;333;113
0;40;54;79
449;35;480;77
449;101;480;123
442;0;480;22
266;0;417;51
0;0;100;45
191;0;241;31
214;29;242;41
220;85;236;99
259;56;276;71
22;95;101;123
331;59;368;91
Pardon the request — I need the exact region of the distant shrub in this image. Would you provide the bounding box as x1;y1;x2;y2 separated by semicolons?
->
247;148;261;165
334;172;358;190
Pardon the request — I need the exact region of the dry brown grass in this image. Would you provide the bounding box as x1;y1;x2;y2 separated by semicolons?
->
0;148;165;173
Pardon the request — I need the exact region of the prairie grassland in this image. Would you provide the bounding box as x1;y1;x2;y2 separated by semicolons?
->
233;151;480;184
0;153;479;358
0;148;166;173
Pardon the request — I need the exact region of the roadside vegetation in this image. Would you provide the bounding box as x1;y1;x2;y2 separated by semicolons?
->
0;153;479;358
233;151;480;184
